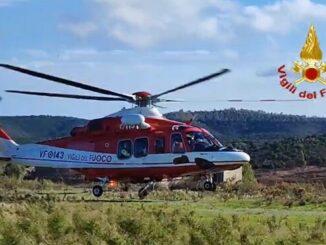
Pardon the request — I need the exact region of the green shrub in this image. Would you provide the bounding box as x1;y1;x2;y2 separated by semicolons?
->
3;163;25;179
239;162;258;194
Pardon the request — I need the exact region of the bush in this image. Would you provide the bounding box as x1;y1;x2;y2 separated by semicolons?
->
3;163;25;179
239;162;258;194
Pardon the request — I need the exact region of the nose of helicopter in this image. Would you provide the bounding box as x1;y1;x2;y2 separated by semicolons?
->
197;149;251;164
217;147;251;163
224;151;250;163
239;151;251;162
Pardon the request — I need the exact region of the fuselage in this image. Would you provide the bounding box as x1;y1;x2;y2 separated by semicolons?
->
8;109;250;182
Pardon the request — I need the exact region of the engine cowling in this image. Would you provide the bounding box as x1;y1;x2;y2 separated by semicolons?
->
121;114;151;129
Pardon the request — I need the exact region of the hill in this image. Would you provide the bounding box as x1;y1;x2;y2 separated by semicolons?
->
165;108;326;142
231;135;326;169
0;116;87;143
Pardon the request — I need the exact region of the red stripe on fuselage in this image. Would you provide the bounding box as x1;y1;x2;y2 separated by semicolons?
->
73;164;241;182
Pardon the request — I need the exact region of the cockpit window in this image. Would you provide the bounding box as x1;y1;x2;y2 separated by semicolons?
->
206;133;223;148
186;132;222;151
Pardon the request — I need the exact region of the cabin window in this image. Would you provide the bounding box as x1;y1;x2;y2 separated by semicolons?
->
154;137;165;154
118;140;132;159
171;133;185;153
134;138;148;158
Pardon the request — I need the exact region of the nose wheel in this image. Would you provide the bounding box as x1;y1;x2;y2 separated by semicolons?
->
92;177;109;198
203;181;217;191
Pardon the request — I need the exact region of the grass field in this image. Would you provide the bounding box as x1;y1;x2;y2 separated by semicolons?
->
0;177;326;245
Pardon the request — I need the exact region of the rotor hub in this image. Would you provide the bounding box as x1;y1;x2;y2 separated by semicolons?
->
133;91;152;107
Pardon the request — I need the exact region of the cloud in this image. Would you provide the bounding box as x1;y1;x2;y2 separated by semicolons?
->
56;0;326;48
60;48;99;60
256;64;299;83
256;67;279;77
61;0;240;48
244;0;326;33
58;21;97;39
53;48;239;65
24;49;49;58
96;0;227;47
29;61;56;70
222;49;239;60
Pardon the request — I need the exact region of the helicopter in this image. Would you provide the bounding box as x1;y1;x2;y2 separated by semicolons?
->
0;63;252;199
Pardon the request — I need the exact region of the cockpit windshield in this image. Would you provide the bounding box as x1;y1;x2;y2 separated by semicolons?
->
186;131;223;152
206;132;223;148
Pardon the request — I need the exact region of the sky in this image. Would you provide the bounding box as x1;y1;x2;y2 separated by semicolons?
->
1;0;326;119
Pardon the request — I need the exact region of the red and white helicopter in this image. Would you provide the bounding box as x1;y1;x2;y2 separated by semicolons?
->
0;64;250;199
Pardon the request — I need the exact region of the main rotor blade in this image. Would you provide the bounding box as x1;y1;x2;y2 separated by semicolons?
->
0;64;134;101
158;99;308;103
6;90;129;101
153;69;230;98
215;99;307;102
154;98;184;103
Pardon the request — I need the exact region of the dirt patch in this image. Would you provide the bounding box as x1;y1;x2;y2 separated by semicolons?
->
255;165;326;185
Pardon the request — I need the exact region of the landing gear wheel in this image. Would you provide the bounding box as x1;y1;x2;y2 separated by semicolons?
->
138;187;149;200
203;181;213;191
92;185;103;198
